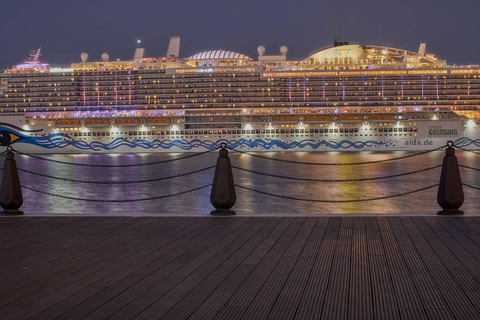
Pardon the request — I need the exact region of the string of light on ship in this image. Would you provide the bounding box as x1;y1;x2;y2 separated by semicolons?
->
17;66;480;77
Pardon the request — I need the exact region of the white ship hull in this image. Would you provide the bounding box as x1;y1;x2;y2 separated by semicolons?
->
1;114;478;153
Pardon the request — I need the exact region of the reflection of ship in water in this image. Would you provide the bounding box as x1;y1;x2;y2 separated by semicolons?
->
1;37;480;153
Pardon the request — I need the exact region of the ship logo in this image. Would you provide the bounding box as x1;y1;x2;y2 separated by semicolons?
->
0;130;24;146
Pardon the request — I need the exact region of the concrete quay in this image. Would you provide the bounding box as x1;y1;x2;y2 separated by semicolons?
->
1;216;480;320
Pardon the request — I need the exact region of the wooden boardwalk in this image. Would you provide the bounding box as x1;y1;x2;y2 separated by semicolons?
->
1;216;480;320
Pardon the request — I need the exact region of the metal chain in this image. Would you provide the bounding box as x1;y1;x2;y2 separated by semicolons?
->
235;184;439;203
232;165;442;182
12;148;217;168
17;166;215;184
229;145;446;166
463;183;480;191
0;146;13;155
21;184;212;202
454;145;480;155
459;164;480;172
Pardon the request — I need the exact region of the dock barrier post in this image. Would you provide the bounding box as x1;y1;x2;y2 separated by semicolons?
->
210;143;236;215
437;141;464;215
1;147;23;215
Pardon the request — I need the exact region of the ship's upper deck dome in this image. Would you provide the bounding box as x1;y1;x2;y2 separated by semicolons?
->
303;44;444;67
188;50;252;60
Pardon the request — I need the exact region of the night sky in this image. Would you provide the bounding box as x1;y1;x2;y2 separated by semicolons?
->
1;0;480;69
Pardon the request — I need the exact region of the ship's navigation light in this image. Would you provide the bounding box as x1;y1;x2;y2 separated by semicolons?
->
244;124;253;130
467;119;475;127
432;115;438;120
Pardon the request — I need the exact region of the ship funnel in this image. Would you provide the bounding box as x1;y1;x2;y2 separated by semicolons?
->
166;36;180;58
418;43;426;56
134;48;145;60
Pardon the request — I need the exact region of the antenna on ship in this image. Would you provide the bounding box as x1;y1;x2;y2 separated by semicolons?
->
29;48;42;62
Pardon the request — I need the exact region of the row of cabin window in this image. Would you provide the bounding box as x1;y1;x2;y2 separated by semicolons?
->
72;127;418;137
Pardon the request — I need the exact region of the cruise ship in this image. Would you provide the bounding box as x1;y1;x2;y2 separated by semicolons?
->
1;37;479;153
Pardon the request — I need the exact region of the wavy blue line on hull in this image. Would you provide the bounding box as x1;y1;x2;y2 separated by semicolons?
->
0;127;478;151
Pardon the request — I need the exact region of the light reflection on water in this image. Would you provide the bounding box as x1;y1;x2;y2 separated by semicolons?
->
6;150;480;215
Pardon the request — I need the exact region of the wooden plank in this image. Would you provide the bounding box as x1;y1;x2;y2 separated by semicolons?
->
412;217;480;316
0;217;185;305
114;218;268;320
41;218;221;320
239;218;316;320
402;217;479;318
0;217;212;319
449;218;480;247
347;218;373;320
294;217;341;320
266;218;328;320
364;218;400;320
214;218;305;320
376;217;428;320
389;217;455;319
2;216;480;320
320;217;353;320
154;218;278;320
0;217;111;273
0;217;162;290
188;217;295;320
437;218;480;265
63;218;253;320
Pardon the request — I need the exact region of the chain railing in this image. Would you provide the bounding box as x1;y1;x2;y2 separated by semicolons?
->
232;164;442;182
17;166;215;184
463;183;480;191
12;147;218;167
453;145;480;155
21;184;212;203
235;184;439;203
0;141;477;215
458;163;480;190
459;164;480;172
230;145;446;166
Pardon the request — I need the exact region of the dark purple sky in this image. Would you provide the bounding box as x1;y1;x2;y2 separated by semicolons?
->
1;0;480;68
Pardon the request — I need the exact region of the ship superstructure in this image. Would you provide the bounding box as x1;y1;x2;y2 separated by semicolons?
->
0;37;479;153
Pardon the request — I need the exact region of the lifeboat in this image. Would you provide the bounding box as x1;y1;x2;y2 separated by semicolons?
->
273;115;299;123
304;115;331;122
368;114;396;122
85;118;111;127
55;119;81;128
145;117;171;126
336;114;364;122
114;118;141;127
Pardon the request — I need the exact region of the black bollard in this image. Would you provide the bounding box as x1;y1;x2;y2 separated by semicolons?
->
210;143;236;215
437;141;464;215
1;147;23;215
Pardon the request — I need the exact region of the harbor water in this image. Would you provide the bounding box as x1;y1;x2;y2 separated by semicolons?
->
6;150;480;215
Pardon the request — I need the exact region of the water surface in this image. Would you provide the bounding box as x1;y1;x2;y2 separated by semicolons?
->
7;150;480;215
